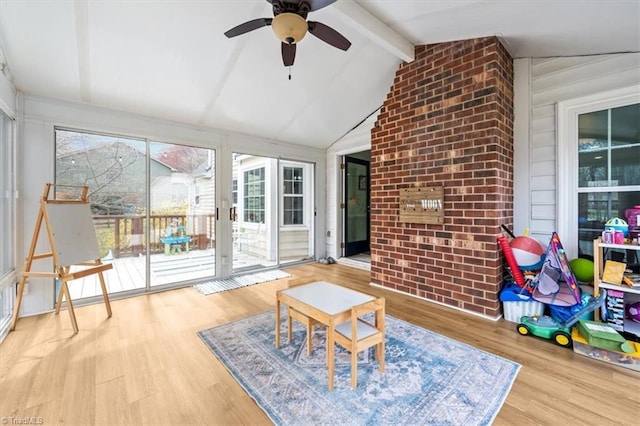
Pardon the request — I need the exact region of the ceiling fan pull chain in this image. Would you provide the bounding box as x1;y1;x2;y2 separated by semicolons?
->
289;67;292;80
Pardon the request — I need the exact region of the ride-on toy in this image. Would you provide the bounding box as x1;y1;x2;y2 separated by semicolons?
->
516;290;606;347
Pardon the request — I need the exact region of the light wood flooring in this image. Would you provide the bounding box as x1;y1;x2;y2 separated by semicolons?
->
1;263;638;425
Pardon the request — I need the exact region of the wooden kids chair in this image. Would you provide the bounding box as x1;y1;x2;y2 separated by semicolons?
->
334;297;386;389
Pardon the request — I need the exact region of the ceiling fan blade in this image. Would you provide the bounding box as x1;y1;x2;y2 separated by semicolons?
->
308;0;338;12
224;18;273;38
307;21;351;51
282;42;296;66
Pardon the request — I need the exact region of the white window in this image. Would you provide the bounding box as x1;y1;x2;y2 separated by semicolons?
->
558;86;640;259
283;166;304;226
0;108;15;339
232;179;238;205
243;167;265;224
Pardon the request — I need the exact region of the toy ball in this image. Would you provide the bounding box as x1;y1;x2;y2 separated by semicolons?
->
626;301;640;323
509;236;545;271
605;217;629;237
569;258;594;283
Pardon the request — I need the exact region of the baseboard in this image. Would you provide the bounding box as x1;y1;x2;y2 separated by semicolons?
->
369;282;502;322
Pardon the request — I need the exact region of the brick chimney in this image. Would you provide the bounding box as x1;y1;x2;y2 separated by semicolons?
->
370;36;514;318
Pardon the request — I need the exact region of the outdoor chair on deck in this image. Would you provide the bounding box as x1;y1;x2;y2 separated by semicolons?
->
334;297;386;389
286;274;320;355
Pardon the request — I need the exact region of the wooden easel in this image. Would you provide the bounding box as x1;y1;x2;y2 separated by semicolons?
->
11;183;113;334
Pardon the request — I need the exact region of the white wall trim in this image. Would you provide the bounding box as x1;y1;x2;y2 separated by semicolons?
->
0;270;15;291
325;113;376;259
557;84;640;259
513;58;532;235
369;282;502;321
0;70;16;118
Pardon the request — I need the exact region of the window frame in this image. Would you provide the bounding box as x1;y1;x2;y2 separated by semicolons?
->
0;107;16;341
243;167;265;224
282;165;305;227
557;85;640;259
232;178;238;205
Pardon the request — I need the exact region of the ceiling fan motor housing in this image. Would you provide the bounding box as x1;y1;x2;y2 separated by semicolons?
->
272;0;311;18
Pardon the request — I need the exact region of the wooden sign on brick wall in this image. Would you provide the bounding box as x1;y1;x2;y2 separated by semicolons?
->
399;186;444;224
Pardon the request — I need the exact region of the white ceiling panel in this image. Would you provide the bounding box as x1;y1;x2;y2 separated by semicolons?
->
0;1;80;100
85;1;261;123
1;0;638;149
204;4;376;145
281;41;399;147
358;0;640;57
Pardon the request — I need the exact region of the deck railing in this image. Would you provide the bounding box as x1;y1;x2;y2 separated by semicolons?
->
93;213;216;258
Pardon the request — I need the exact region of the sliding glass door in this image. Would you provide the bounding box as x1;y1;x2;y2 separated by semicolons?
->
279;160;315;266
55;129;216;300
54;129;316;301
55;129;147;299
149;142;216;286
231;153;314;273
232;153;274;273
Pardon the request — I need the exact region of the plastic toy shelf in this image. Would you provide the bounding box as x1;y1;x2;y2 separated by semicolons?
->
593;237;640;339
598;282;640;295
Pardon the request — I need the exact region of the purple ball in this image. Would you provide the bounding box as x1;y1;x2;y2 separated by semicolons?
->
627;301;640;323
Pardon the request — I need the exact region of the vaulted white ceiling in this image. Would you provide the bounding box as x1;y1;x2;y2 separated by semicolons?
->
1;0;638;149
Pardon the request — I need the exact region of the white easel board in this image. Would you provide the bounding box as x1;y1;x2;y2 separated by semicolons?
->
46;202;101;266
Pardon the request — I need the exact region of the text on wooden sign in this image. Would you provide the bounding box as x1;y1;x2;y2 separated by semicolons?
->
399;186;444;224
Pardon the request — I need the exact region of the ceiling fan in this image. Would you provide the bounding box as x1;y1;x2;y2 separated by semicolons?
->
224;0;351;68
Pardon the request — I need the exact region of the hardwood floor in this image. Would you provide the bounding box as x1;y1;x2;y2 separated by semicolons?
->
1;263;638;425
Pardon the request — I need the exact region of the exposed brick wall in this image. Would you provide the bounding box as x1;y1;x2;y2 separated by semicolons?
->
370;37;514;318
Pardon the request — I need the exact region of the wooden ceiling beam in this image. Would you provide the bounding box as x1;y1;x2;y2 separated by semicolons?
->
333;0;415;62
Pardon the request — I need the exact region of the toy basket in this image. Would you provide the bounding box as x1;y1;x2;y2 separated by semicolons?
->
503;300;545;322
500;282;544;322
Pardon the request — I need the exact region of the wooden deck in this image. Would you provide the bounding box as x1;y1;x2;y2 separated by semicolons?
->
65;248;280;300
66;250;217;300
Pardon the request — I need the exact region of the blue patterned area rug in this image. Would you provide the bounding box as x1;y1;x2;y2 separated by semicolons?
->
198;310;520;425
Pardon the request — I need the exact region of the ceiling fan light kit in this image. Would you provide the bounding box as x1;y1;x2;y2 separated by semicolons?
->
272;13;307;44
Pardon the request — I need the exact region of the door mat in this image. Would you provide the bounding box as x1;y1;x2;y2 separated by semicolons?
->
194;270;290;295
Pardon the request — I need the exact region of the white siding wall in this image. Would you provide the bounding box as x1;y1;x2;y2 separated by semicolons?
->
514;53;640;253
278;230;310;260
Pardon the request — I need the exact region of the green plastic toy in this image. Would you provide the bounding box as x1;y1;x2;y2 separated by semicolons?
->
516;290;607;348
